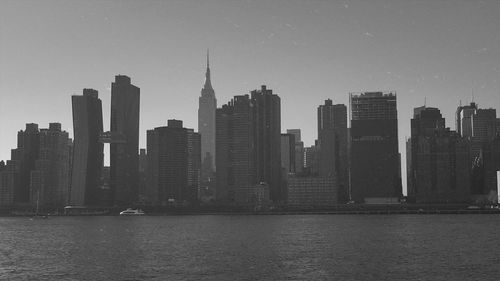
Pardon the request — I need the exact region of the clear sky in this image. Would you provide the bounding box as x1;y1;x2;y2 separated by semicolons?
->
1;0;500;194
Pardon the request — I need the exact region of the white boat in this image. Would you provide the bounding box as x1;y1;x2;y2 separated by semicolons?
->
119;208;145;216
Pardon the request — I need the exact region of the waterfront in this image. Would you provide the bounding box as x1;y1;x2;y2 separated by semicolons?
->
0;215;499;281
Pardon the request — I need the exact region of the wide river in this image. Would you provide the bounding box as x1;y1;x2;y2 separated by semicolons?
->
0;214;499;280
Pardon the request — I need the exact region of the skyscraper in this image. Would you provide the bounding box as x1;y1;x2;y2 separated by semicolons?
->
455;103;499;200
216;95;255;202
147;120;200;205
407;106;471;203
470;108;498;198
251;86;282;203
110;75;140;206
12;123;40;203
286;129;304;174
187;129;201;203
198;50;217;181
70;89;104;206
216;86;281;204
280;133;296;174
350;92;402;203
30;123;71;207
456;102;477;138
472;109;497;143
317;100;348;203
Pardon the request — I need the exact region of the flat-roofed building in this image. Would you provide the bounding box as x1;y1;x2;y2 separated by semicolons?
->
0;160;18;206
350;91;402;203
70;88;104;206
146;120;200;206
287;176;337;207
30;123;71;207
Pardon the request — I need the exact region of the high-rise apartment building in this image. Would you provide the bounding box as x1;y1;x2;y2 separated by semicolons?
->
350;92;402;203
30;123;71;207
198;51;217;181
146;120;200;205
407;106;471;203
216;95;255;202
70;89;104;206
216;86;282;203
317;100;348;203
12;123;40;203
187;129;201;202
251;86;282;202
110;75;140;206
0;160;18;206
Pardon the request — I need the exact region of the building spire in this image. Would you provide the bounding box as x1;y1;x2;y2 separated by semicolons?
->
203;49;213;90
207;48;210;69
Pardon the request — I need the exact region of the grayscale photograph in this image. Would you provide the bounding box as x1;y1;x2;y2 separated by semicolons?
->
1;0;500;280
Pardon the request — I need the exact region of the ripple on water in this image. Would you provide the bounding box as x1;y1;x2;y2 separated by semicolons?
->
1;215;499;281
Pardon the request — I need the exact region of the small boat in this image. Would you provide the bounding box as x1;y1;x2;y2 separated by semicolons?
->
119;208;145;216
64;206;110;216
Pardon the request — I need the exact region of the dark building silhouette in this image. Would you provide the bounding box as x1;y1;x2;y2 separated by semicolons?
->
216;86;281;204
469;108;498;199
286;129;304;174
138;148;148;204
30;123;71;207
497;119;500;137
198;50;217;182
280;133;295;202
99;166;112;205
0;160;17;206
407;106;471;203
146;120;200;205
12;123;40;203
110;75;140;206
216;95;255;202
304;144;319;176
280;133;296;174
187;129;201;202
317;100;348;203
456;103;499;201
287;175;337;207
251;86;282;202
350;92;402;203
70;89;104;206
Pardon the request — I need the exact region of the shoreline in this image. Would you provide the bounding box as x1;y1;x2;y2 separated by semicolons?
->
2;207;500;217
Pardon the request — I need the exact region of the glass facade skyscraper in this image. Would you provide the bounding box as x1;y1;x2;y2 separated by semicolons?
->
110;75;140;206
349;92;402;203
70;89;104;206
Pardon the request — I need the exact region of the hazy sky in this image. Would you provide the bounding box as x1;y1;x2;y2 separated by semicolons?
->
1;0;500;193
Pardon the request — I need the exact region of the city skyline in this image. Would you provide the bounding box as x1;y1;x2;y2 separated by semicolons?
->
2;1;500;196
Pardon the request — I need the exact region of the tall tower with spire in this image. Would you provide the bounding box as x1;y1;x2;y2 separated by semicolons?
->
198;50;217;183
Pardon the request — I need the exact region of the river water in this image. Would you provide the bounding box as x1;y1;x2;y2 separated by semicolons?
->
0;214;498;280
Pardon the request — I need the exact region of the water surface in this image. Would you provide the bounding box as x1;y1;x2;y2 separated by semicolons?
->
0;215;498;280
